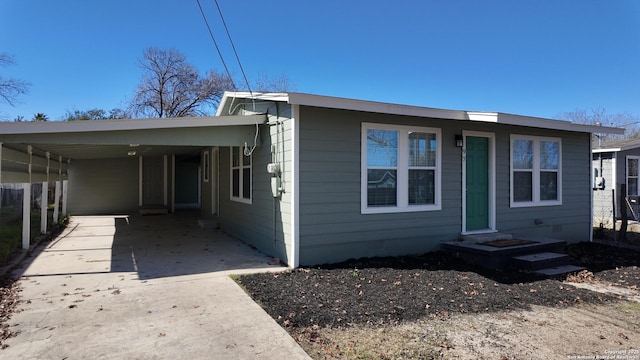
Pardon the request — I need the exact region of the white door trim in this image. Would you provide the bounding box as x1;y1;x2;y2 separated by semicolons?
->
461;130;496;234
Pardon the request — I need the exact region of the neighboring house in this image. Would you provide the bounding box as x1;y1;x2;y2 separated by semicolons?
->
0;92;624;267
592;138;640;228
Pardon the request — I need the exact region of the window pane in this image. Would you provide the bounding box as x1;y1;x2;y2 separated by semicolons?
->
409;169;435;204
409;132;436;167
242;153;251;166
513;139;533;169
540;171;558;201
513;171;532;202
367;130;398;167
540;141;559;169
630;178;639;196
232;169;240;197
629;158;639;177
367;169;397;206
232;147;240;167
243;168;251;199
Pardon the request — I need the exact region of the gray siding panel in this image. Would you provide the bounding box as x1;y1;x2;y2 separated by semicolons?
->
496;131;592;242
593;154;615;227
218;108;294;265
297;107;594;266
297;107;462;265
68;158;139;215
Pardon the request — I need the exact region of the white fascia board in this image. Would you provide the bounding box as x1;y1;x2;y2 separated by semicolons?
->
0;115;266;135
592;147;621;153
286;92;469;120
216;92;289;116
593;144;640;153
218;91;626;135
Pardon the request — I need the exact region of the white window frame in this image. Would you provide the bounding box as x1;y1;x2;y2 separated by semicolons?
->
230;146;252;204
361;122;441;214
510;135;562;207
626;155;640;196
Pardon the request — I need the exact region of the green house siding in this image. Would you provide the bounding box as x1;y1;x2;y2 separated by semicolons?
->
496;130;591;242
297;107;463;265
217;102;295;265
296;106;593;266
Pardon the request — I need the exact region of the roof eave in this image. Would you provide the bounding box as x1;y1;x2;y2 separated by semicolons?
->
0;115;267;135
218;92;626;134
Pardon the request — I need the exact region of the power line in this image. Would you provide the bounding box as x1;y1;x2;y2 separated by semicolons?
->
213;0;253;96
195;0;237;91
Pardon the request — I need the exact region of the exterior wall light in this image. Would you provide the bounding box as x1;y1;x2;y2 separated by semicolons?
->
455;134;463;148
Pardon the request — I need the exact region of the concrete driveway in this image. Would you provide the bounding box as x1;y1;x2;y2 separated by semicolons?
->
3;214;310;359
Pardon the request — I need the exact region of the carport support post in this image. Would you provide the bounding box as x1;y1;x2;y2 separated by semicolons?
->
62;179;68;217
22;182;31;249
53;181;61;224
40;182;48;233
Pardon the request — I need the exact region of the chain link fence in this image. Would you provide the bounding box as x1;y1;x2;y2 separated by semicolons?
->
593;187;640;244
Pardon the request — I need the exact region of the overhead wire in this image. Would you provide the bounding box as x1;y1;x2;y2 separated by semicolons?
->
195;0;237;91
195;0;259;156
213;0;253;97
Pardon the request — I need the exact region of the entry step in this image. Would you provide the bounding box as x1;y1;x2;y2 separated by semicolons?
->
512;252;569;270
535;265;586;277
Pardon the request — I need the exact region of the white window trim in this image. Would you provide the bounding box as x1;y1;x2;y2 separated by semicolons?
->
361;122;441;214
230;146;252;204
626;155;640;196
510;134;562;207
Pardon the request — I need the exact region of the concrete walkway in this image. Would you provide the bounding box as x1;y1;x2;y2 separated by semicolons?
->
3;214;310;359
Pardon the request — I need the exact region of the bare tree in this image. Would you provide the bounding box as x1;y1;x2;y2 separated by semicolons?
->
129;48;233;118
63;108;129;121
558;107;640;142
0;53;30;107
251;72;296;92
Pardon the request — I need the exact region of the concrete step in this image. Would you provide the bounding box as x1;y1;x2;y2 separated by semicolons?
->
535;265;586;278
512;252;569;271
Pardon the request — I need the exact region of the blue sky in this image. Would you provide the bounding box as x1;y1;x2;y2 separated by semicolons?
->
1;0;639;122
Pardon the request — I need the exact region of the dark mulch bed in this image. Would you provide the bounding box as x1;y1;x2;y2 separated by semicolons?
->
238;242;640;329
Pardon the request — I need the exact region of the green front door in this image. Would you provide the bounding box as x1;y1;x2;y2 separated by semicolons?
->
466;136;489;231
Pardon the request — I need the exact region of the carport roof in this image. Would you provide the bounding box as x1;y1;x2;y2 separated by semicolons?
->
0;114;266;160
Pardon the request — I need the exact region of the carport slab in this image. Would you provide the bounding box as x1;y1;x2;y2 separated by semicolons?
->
3;215;310;359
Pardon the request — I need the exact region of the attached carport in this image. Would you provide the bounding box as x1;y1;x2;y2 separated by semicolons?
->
0;115;265;247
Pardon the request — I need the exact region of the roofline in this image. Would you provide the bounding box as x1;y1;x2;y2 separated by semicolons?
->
593;144;640;153
0;115;266;135
220;91;625;135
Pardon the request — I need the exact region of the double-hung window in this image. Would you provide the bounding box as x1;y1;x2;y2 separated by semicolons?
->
361;123;441;213
510;135;561;207
627;156;640;196
230;146;252;203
